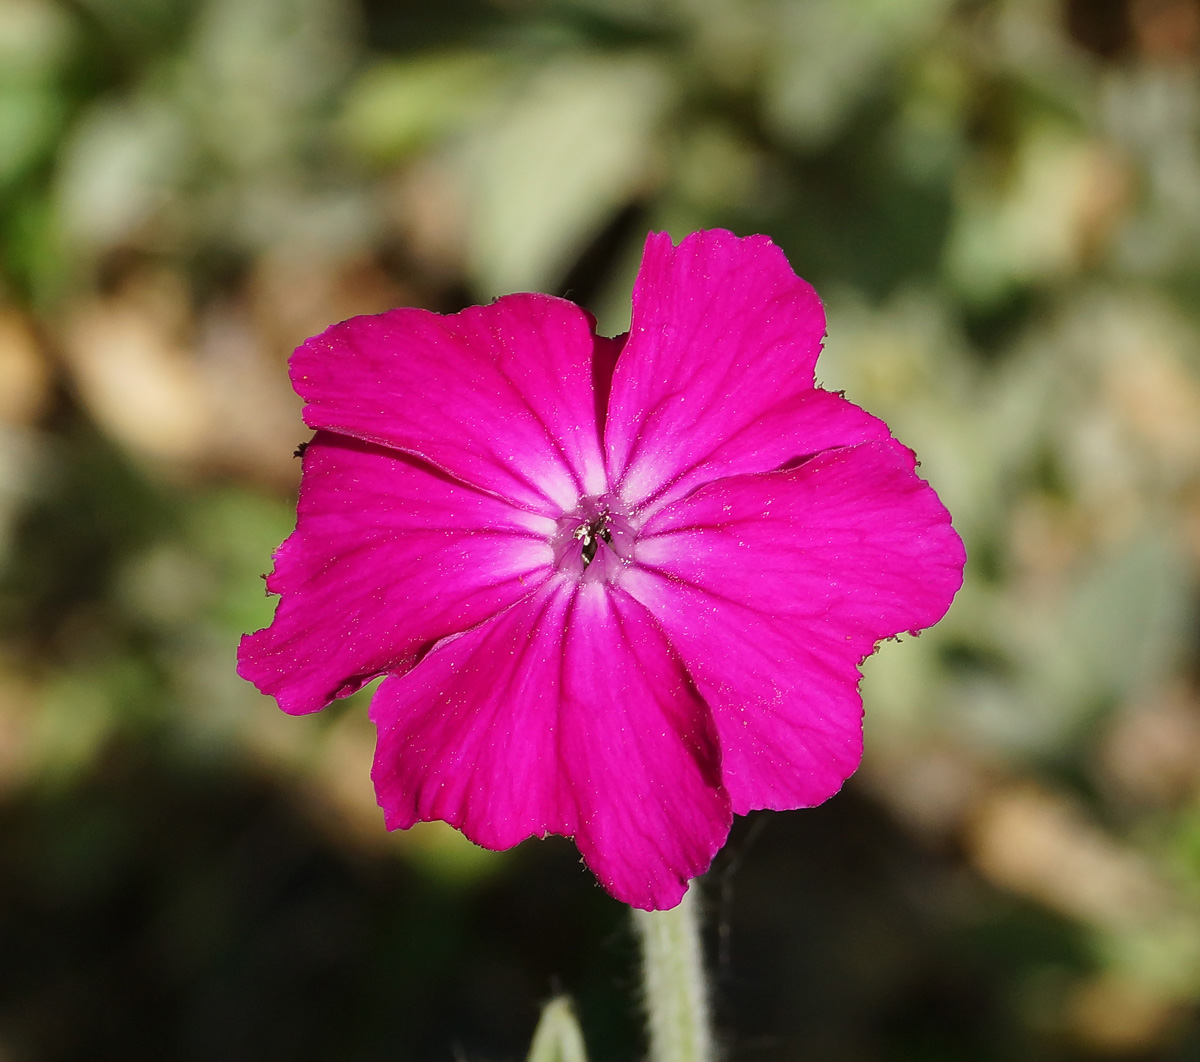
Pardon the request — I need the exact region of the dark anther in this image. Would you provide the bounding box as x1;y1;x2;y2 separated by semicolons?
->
293;441;309;458
575;515;613;567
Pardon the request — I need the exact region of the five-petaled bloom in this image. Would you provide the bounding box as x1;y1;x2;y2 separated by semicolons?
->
238;229;965;910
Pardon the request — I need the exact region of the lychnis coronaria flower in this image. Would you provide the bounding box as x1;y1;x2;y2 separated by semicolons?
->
238;229;965;910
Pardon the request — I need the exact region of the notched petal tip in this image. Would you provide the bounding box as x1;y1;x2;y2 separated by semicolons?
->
605;228;830;510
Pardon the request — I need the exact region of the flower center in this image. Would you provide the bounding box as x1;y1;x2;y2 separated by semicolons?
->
574;513;613;567
553;495;634;581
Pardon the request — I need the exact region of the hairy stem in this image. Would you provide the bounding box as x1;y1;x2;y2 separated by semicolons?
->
632;885;713;1062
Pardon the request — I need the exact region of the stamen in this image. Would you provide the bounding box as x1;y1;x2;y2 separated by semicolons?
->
574;513;613;567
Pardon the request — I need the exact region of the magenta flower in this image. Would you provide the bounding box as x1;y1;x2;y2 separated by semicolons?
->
238;229;965;910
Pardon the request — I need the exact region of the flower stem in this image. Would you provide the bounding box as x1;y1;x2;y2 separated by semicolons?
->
632;885;713;1062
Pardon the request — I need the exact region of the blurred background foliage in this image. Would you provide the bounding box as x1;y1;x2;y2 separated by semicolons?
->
2;0;1200;1058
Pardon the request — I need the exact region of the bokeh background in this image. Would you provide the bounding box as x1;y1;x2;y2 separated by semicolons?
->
2;0;1200;1058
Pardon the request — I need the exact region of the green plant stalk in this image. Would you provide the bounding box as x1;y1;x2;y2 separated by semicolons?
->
632;885;713;1062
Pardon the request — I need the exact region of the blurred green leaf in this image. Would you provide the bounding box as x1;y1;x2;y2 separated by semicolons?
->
947;124;1098;303
187;0;353;172
763;0;954;147
54;95;191;253
0;85;63;187
340;51;505;163
466;52;675;295
0;0;74;81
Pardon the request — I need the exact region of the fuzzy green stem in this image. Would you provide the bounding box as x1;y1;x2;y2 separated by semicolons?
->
632;885;713;1062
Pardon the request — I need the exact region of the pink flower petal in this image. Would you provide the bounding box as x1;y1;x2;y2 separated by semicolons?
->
292;294;609;515
370;579;731;910
647;386;896;514
237;433;555;716
625;440;966;815
605;230;829;510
